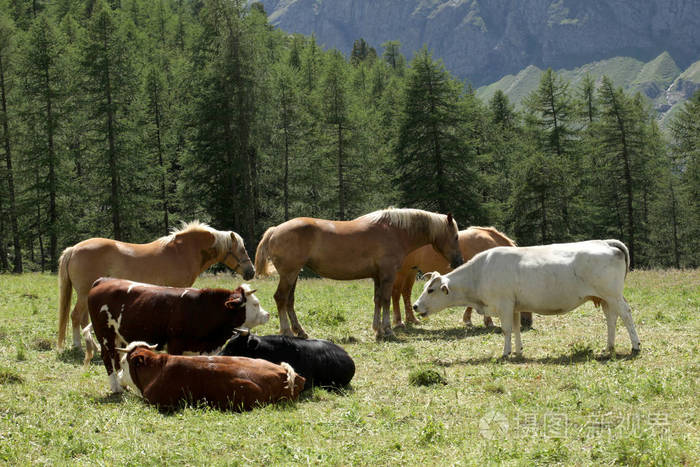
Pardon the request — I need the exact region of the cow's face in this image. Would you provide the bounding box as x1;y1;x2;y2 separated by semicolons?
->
116;342;157;396
412;272;452;318
226;284;269;329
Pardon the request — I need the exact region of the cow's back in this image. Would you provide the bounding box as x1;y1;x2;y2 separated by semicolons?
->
144;355;304;409
472;241;626;309
87;278;195;348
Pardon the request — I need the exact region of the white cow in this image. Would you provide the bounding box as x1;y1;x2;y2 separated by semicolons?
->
412;239;641;358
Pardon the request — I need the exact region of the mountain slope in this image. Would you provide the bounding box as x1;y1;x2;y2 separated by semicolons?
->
258;0;700;86
474;53;700;124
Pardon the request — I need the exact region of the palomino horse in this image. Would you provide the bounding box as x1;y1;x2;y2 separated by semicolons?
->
57;221;255;351
391;226;533;328
255;208;463;339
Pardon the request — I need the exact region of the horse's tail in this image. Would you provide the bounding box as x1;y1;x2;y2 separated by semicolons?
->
81;323;99;366
254;226;277;277
57;246;74;350
605;239;630;277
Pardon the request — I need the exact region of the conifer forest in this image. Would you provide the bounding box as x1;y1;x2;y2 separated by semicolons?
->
0;0;698;273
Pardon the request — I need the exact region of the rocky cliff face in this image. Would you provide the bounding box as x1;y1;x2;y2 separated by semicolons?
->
259;0;700;86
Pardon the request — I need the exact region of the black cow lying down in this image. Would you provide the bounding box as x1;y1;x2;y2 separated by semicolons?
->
219;330;355;390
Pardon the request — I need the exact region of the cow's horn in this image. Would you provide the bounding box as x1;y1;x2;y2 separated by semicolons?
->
234;327;250;336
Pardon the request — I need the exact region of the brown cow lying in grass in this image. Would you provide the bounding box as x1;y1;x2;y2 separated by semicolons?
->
117;341;305;411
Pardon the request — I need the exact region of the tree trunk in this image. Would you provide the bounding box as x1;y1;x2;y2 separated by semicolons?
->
152;79;169;235
45;65;58;272
669;181;680;268
103;31;121;240
0;53;22;273
337;122;345;219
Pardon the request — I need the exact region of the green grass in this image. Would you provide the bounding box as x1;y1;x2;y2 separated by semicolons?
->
0;270;698;465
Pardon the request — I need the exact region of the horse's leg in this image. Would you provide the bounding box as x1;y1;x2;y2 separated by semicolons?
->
71;296;88;350
391;279;404;328
286;278;308;339
462;307;473;326
274;273;294;337
372;279;383;338
403;274;420;325
379;272;397;337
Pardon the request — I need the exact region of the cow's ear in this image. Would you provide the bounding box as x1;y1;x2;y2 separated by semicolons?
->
446;212;453;224
247;337;259;350
441;284;450;295
225;294;243;309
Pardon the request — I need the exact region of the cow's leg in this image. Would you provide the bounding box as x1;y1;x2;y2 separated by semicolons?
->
403;274;420;325
391;279;404;327
100;346;123;393
512;310;523;356
70;296;88;350
612;298;640;353
499;304;514;358
484;315;494;327
602;302;618;352
286;278;308;339
521;312;533;328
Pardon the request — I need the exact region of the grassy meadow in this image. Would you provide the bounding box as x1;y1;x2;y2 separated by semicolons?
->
0;270;698;465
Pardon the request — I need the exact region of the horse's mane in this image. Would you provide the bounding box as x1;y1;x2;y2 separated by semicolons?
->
467;226;517;247
359;208;454;240
157;220;241;255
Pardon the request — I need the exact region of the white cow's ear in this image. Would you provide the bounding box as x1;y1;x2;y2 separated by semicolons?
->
441;284;449;295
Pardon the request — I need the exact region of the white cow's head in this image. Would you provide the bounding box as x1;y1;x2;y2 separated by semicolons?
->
412;272;452;318
239;283;270;328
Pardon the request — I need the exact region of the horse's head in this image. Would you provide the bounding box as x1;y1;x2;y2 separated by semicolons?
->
432;213;463;269
223;232;255;280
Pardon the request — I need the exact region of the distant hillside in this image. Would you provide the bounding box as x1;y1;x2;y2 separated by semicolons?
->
258;0;700;87
475;52;700;124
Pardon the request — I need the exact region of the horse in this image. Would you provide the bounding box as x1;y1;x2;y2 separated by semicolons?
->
254;208;463;339
391;226;533;328
57;221;255;351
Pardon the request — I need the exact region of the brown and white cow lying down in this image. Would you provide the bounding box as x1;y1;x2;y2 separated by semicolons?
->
413;240;641;358
84;277;269;393
117;341;305;410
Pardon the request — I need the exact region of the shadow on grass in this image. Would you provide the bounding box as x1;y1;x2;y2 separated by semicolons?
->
88;392;126;405
433;349;641;366
393;324;532;341
57;347;102;365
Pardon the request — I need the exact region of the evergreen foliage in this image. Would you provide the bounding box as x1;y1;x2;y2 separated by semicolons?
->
0;1;695;271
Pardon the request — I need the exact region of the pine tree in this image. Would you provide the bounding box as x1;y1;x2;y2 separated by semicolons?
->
395;47;481;223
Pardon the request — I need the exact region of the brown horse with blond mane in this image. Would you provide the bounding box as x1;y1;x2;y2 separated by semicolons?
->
255;208;463;339
391;226;533;328
57;221;254;351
